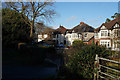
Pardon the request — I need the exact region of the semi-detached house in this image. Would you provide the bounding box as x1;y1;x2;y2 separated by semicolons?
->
52;22;95;46
37;18;120;51
94;17;120;51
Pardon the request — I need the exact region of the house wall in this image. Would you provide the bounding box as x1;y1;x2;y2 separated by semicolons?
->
38;34;48;42
58;34;65;44
82;32;94;41
100;39;111;48
87;37;95;45
95;23;120;51
53;34;65;44
65;32;82;46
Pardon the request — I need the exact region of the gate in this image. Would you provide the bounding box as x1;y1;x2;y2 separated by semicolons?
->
94;54;120;80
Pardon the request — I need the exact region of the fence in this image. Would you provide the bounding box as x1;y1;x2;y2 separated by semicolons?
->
94;54;120;80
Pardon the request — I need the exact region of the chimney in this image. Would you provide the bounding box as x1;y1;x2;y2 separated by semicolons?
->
60;25;63;28
80;22;85;25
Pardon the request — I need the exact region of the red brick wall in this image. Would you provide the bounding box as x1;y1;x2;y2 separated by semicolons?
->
87;37;95;45
95;39;100;45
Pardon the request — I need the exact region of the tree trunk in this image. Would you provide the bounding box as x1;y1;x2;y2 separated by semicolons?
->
30;24;33;38
30;18;35;38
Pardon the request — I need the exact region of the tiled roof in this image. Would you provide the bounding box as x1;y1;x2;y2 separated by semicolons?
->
53;25;67;34
66;29;73;33
95;17;120;32
73;22;95;33
53;22;95;34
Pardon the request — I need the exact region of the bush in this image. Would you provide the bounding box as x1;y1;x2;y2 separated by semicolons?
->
72;40;84;48
65;45;109;80
2;8;30;48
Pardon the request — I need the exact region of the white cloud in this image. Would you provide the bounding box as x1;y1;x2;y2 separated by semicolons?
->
65;16;78;23
51;26;58;29
86;19;99;23
98;16;103;18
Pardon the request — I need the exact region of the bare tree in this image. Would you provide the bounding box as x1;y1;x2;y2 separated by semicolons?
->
35;22;46;34
6;1;56;38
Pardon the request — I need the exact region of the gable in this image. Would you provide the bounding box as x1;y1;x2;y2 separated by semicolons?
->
100;25;107;30
113;23;120;29
95;17;120;31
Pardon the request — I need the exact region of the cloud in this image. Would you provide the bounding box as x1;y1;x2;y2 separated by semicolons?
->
86;19;99;23
98;16;103;18
51;26;58;29
85;18;101;27
94;23;101;27
65;16;78;23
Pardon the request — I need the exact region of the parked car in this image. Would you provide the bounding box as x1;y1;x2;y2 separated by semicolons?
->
42;43;53;47
55;44;68;49
42;43;49;46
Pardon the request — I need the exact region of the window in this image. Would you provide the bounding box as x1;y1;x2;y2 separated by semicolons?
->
117;30;120;37
101;31;107;36
73;34;75;38
118;40;120;48
76;35;78;38
69;35;71;38
108;33;110;36
108;42;109;47
100;41;110;48
84;33;87;37
95;33;98;38
53;35;56;38
57;34;58;38
78;34;80;38
95;33;98;36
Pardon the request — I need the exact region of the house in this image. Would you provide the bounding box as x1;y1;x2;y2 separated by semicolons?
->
65;29;82;46
52;25;67;45
94;17;120;51
38;33;48;42
73;22;95;45
82;32;94;45
37;23;54;42
52;22;95;46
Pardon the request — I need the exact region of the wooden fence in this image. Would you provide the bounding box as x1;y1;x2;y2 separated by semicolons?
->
94;54;120;80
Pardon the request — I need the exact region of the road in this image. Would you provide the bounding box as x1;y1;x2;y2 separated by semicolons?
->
2;65;57;80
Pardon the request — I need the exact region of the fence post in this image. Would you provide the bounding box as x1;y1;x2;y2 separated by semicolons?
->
94;54;97;80
95;54;99;80
94;59;97;80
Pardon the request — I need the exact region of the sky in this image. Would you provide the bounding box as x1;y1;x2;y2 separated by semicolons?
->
1;1;119;29
45;2;118;29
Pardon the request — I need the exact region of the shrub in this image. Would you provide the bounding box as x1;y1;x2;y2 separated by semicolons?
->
72;40;84;48
65;45;109;80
